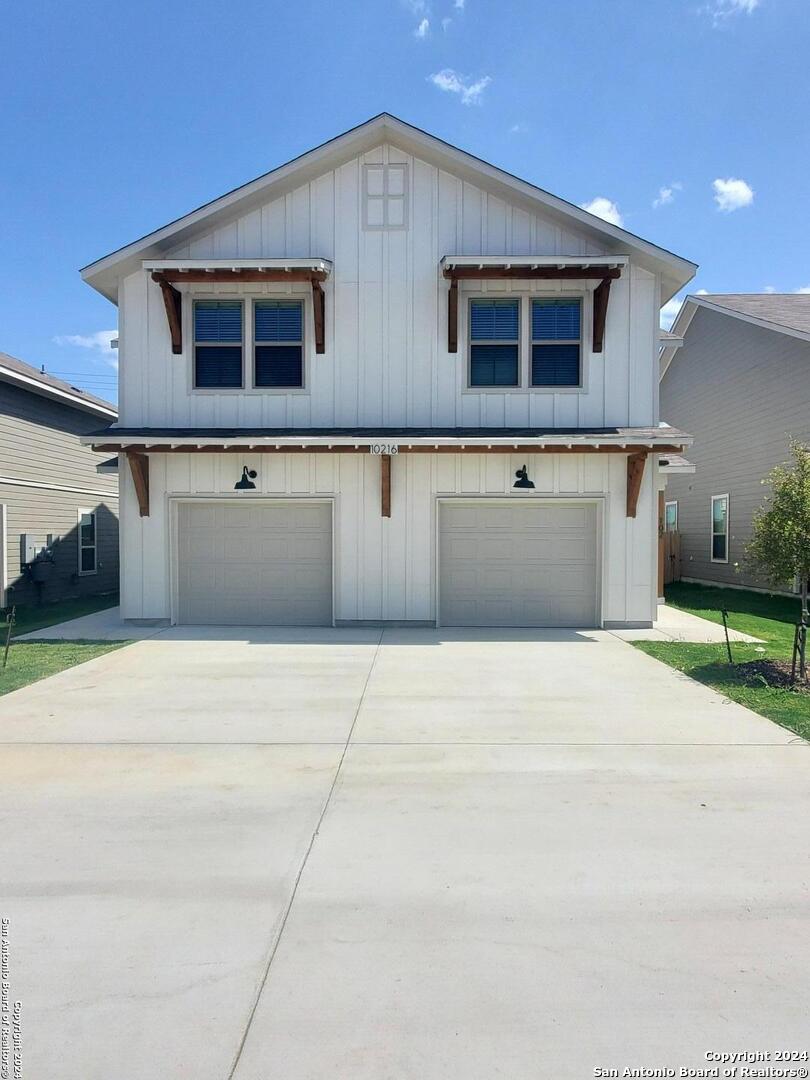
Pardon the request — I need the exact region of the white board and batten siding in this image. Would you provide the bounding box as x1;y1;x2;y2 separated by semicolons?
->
119;451;657;626
117;143;659;432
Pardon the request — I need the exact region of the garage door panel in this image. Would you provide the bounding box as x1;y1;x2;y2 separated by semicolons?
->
440;501;598;627
177;502;332;626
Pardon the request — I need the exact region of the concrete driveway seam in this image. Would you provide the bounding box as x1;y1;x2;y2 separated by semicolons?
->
225;627;385;1080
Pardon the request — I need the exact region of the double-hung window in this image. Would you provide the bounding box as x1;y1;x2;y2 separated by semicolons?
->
254;301;304;388
531;298;582;387
711;495;729;562
194;301;243;388
469;298;520;387
78;509;97;575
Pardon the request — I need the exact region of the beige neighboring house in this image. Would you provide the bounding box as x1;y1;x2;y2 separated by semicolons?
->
0;352;119;608
660;293;810;591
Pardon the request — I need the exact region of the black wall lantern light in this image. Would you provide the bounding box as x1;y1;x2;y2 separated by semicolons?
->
234;466;257;491
513;464;535;490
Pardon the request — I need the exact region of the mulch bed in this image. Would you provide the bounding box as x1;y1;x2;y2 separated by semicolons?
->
736;659;810;695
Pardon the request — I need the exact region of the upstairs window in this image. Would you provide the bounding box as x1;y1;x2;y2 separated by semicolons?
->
531;298;582;387
194;301;243;388
254;301;304;388
469;299;520;387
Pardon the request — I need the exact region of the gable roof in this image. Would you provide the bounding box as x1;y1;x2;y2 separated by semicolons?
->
81;113;696;304
0;351;117;419
660;293;810;380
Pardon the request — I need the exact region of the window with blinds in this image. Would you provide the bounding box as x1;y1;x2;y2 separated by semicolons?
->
531;298;582;387
254;301;304;388
468;298;520;387
193;301;243;388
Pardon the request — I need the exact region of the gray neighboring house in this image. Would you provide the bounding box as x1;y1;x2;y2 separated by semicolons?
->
660;293;810;591
1;352;119;608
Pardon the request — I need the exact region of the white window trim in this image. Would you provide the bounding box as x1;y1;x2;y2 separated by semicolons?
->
192;298;245;392
253;298;307;391
461;289;590;395
77;508;98;576
710;494;729;564
664;500;678;531
188;294;311;396
530;297;584;389
362;163;409;230
466;296;521;390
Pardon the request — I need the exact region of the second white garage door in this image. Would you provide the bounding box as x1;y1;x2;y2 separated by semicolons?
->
176;501;332;625
439;501;599;627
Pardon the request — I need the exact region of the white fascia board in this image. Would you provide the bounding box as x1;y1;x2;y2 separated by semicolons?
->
82;113;696;302
659;463;696;474
143;258;332;274
441;254;629;269
81;432;691;450
659;299;699;381
0;364;117;420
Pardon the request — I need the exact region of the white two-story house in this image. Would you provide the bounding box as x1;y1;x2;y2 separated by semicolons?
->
81;114;695;629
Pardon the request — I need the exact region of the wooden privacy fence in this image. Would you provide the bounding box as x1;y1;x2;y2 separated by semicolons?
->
662;531;682;584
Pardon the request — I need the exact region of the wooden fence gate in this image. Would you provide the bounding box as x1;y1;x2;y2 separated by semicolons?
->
662;531;681;585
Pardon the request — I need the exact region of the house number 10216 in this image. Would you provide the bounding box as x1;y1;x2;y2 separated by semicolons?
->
369;444;399;455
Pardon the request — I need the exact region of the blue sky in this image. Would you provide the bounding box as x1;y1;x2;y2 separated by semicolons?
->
2;0;807;404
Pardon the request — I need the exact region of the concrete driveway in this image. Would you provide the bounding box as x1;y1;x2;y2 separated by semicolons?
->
2;627;808;1079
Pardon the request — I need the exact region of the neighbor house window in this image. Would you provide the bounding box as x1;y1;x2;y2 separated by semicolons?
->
711;494;729;562
194;300;243;388
664;501;678;531
531;298;582;386
254;301;304;388
469;298;520;387
78;509;97;575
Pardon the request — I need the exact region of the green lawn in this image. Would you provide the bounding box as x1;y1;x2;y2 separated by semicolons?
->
633;582;809;740
1;593;127;698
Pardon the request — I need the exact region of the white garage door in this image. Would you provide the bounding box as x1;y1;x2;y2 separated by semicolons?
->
176;501;332;625
439;501;599;627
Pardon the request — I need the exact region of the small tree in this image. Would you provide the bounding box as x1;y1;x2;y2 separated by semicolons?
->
746;441;810;680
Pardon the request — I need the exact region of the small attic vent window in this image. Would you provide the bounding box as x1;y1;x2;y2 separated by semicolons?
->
363;164;408;230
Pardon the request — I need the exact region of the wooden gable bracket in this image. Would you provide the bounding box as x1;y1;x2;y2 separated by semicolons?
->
380;454;392;518
126;451;150;517
592;277;612;353
442;265;621;357
626;451;647;518
151;268;328;356
447;277;459;352
151;273;183;354
310;276;326;354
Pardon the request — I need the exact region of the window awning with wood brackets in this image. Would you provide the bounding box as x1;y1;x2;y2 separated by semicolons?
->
440;255;627;355
143;258;332;356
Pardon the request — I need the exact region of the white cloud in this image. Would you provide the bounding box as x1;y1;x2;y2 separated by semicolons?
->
580;196;623;227
794;285;810;294
54;330;118;369
707;0;759;20
428;68;491;105
660;297;683;330
414;16;429;36
763;284;776;293
653;181;682;209
441;15;451;29
695;288;709;295
454;0;465;8
712;177;754;212
509;122;528;135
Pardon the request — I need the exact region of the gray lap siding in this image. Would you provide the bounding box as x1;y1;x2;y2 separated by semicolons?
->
661;306;810;589
1;380;119;606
